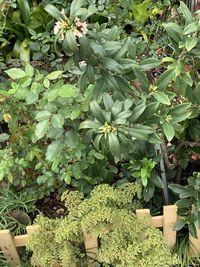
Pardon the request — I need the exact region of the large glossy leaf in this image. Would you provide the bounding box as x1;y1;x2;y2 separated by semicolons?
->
64;30;78;52
173;220;186;231
108;133;121;159
90;100;105;123
44;4;65;20
79;120;102;129
103;93;114;112
70;0;85;19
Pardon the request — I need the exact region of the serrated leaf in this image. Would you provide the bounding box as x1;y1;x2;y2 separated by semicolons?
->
65;130;78;148
51;114;64;128
35;120;49;140
0;133;9;142
46;71;63;80
153;91;170;105
163;122;175;141
46;140;63;161
5;68;26;79
59;84;78;98
35;110;52;121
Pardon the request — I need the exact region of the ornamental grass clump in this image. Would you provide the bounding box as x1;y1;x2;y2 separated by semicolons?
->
27;183;179;267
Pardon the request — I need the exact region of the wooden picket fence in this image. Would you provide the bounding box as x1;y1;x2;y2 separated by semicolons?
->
0;205;200;267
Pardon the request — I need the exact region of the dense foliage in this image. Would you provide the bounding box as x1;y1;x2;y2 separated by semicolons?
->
1;0;200;266
28;183;179;267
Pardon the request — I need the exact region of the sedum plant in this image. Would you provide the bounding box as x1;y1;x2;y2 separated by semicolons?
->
27;183;179;267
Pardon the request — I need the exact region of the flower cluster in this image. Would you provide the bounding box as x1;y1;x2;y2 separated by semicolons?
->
53;9;88;40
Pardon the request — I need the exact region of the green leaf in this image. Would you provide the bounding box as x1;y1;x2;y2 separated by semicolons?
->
108;133;121;159
90;42;106;58
188;223;197;239
25;64;34;77
46;71;63;80
35;120;49;140
130;100;146;122
153;91;170;105
90;100;105;123
185;37;198;51
140;58;160;70
35;110;52;121
64;30;78;52
46;140;63;161
0;133;9;142
173;220;186;231
194;82;200;104
100;58;124;74
183;22;198;35
128;125;154;140
5;68;26;79
179;1;192;25
79;120;102;129
168;184;186;195
103;93;114;112
70;0;85;19
163;122;175;141
94;152;104;160
44;4;65;20
59;84;78;98
17;0;30;25
176;199;193;208
133;67;149;92
65;130;78;148
51;114;64;128
157;68;175;90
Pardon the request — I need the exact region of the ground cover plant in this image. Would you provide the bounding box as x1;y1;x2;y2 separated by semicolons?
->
1;0;200;266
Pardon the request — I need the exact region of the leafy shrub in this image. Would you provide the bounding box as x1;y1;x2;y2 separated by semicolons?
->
27;183;179;267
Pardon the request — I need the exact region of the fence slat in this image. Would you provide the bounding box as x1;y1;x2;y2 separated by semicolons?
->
84;233;98;266
163;205;177;249
0;230;20;267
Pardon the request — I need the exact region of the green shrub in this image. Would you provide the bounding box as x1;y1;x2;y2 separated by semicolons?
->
27;183;179;267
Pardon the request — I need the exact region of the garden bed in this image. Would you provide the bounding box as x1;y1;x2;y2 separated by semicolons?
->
0;205;197;267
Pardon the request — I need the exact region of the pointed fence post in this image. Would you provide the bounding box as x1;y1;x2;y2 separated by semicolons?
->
84;233;98;266
163;205;177;249
0;230;20;267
